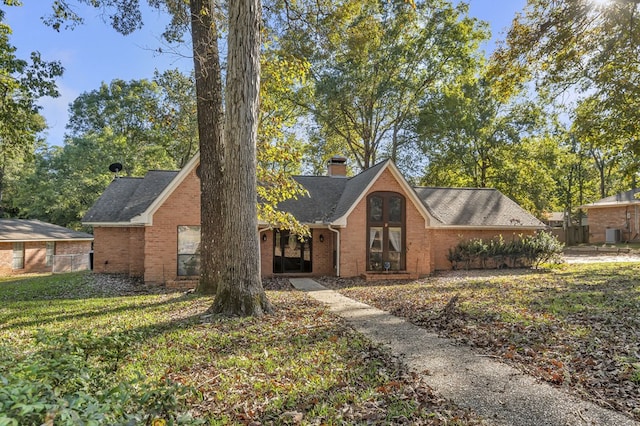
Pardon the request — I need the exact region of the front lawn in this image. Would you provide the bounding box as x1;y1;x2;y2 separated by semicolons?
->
0;272;482;425
321;263;640;421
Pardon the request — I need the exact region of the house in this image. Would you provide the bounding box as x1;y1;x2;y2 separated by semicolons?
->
82;154;546;288
0;219;93;274
581;188;640;243
545;212;566;228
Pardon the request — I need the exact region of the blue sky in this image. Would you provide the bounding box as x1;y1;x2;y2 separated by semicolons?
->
4;1;526;147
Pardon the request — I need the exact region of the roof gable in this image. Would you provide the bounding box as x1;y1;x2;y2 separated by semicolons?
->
0;219;93;241
330;160;434;226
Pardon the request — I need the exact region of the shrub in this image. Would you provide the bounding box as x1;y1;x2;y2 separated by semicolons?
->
447;232;564;270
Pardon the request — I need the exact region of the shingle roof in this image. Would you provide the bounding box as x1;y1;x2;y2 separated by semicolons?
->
582;188;640;207
276;176;348;223
82;171;179;223
0;219;93;241
330;160;388;222
413;187;545;228
82;158;543;229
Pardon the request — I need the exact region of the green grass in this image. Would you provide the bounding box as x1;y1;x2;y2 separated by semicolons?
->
0;272;481;425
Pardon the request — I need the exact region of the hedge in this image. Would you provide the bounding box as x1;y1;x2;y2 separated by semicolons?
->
447;232;564;270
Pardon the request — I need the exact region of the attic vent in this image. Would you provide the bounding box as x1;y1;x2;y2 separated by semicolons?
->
327;156;347;177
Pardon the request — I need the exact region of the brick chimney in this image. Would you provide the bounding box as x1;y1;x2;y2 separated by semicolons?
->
327;156;347;177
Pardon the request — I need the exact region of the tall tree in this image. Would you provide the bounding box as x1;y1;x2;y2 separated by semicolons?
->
0;8;62;214
66;75;196;175
418;76;543;188
273;0;487;172
493;0;640;154
46;0;272;315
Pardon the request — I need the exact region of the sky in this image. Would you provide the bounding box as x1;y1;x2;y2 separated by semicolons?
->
3;1;527;147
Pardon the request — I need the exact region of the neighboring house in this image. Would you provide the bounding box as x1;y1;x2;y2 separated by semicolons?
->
0;219;93;274
545;212;566;228
581;188;640;243
82;154;546;288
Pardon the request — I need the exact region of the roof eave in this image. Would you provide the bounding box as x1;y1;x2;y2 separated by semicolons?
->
0;237;94;242
82;221;146;227
432;225;546;230
581;201;640;209
137;152;200;223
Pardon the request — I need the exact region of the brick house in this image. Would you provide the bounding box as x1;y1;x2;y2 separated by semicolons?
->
0;219;93;274
581;188;640;243
82;154;545;286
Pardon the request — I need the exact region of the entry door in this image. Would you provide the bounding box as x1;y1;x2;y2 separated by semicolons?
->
273;230;312;273
367;192;405;271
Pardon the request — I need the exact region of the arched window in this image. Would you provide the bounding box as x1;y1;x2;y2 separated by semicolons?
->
367;192;405;271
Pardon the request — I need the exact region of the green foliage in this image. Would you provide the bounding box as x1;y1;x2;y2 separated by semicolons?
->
7;71;197;229
0;329;198;425
492;0;640;201
273;0;488;173
447;232;564;270
0;8;62;214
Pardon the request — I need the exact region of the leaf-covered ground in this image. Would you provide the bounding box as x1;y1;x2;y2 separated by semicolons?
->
319;263;640;421
0;272;485;425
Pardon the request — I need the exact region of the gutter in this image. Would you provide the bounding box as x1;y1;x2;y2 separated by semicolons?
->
328;225;340;277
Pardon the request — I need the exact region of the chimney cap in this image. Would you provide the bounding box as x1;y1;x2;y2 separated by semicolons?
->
327;156;347;164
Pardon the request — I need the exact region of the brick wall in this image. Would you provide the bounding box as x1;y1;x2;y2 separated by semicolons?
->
311;228;335;276
55;241;92;255
144;169;200;284
587;206;640;243
431;229;537;271
339;168;431;277
93;227;144;275
0;240;91;275
0;244;12;274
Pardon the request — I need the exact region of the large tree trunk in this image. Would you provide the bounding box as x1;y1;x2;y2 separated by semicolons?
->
190;0;225;294
210;0;273;316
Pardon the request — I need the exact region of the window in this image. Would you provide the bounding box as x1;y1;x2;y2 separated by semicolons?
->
177;226;201;276
367;192;405;271
46;242;55;267
13;242;24;270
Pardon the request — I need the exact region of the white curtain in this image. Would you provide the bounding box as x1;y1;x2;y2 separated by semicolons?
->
370;228;380;249
388;228;401;252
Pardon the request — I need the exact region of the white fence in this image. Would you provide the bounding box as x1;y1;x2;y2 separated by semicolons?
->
52;254;91;273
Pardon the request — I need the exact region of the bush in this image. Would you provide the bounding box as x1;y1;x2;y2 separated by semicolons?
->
447;232;564;270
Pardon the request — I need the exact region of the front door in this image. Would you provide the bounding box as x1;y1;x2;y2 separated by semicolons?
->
367;192;405;271
273;230;312;273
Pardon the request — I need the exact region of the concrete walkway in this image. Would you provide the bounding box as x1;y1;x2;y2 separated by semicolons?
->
289;278;639;426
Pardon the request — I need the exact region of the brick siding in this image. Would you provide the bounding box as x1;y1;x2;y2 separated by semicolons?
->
92;163;540;285
144;169;200;284
0;240;91;275
587;206;640;243
431;228;537;271
93;227;145;276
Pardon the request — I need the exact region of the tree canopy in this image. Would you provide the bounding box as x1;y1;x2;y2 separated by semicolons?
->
0;7;62;214
272;0;488;174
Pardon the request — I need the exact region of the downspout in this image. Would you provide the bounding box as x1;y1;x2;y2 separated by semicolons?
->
328;225;340;277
